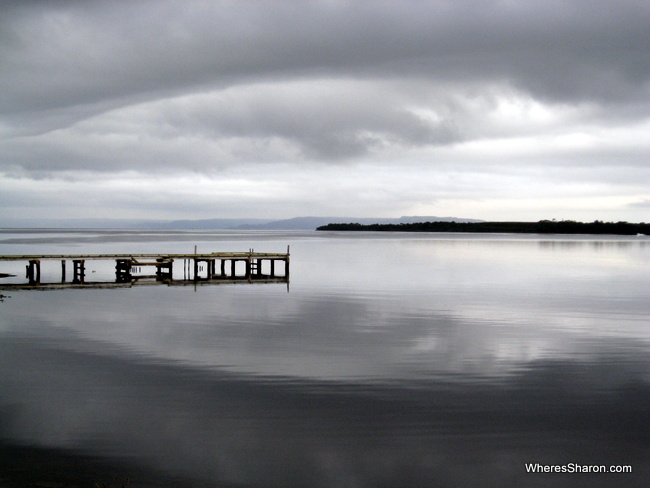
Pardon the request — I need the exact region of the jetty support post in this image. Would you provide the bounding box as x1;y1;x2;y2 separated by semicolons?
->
246;255;252;283
155;258;173;280
286;245;290;280
61;260;66;282
115;259;132;283
26;259;41;285
192;258;213;281
72;260;85;284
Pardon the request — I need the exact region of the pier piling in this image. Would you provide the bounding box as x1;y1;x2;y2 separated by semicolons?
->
72;260;85;284
26;260;41;285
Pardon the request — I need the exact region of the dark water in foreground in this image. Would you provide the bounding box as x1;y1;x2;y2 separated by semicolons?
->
1;230;649;487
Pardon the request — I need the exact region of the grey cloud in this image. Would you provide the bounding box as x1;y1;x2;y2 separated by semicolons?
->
1;0;649;221
2;79;466;172
2;0;648;118
629;198;650;208
2;0;648;143
160;82;461;159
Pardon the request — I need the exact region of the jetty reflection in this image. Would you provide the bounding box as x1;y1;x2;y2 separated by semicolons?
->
0;249;289;290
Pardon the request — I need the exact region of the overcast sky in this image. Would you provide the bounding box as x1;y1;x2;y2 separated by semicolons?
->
1;0;649;223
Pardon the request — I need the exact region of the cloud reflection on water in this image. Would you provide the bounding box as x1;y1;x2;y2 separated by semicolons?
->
1;233;649;486
0;331;649;487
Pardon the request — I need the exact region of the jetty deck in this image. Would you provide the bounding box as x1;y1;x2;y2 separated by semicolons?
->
0;249;289;290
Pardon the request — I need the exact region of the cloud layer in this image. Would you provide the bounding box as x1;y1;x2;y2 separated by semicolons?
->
1;0;649;221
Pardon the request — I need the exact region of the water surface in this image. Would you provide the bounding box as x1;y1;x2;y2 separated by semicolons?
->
1;230;649;487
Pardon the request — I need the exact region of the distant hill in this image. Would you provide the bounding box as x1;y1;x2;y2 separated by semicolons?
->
0;218;166;229
0;218;273;229
163;218;272;229
236;216;483;230
1;216;482;230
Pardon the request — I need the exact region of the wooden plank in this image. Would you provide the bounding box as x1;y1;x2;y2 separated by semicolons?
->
0;252;289;261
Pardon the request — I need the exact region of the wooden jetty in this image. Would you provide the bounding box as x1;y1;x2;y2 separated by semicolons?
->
0;248;289;290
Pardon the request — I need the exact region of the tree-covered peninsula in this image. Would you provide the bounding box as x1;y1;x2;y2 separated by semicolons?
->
316;220;650;235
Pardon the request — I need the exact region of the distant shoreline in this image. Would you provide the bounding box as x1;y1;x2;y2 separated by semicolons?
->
316;220;650;235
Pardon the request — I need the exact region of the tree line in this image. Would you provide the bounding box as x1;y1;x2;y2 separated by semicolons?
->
316;220;649;235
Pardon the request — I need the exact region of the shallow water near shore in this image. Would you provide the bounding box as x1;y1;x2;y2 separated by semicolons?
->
1;230;649;487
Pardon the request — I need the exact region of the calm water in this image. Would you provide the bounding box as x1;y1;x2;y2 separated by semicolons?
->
0;230;649;487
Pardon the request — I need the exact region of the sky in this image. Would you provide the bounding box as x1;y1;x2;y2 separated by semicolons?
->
1;0;649;223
